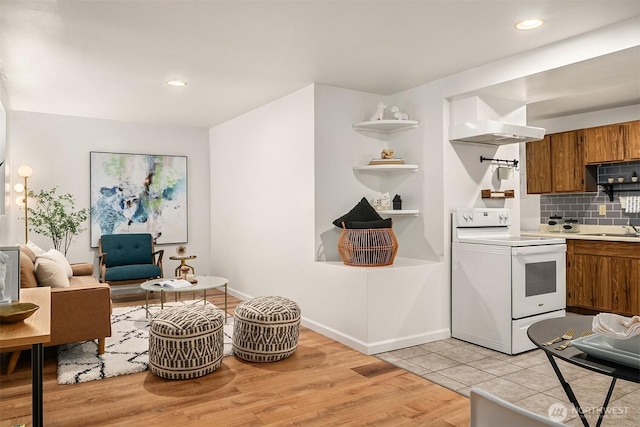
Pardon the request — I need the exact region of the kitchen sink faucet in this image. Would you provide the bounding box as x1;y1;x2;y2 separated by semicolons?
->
626;220;639;235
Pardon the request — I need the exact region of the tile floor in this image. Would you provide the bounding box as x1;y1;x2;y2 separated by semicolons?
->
377;336;639;426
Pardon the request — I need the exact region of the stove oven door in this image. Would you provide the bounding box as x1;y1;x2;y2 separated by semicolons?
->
511;244;566;319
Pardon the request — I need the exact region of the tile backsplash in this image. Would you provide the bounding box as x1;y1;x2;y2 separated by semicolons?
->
540;161;640;226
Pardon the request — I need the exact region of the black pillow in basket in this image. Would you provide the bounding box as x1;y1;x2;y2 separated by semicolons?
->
332;197;383;228
346;219;392;229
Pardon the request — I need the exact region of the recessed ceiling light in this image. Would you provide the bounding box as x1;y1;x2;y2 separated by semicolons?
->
166;80;187;87
515;19;544;30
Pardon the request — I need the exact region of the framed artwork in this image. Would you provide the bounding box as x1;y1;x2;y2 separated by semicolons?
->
0;246;20;303
90;151;188;247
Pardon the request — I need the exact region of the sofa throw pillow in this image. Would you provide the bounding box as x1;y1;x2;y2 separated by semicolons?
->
345;218;393;229
333;197;383;228
35;258;70;288
19;253;38;288
20;244;37;263
26;240;47;256
36;249;73;278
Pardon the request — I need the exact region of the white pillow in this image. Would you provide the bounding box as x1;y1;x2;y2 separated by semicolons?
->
26;240;47;256
36;249;73;278
35;258;70;288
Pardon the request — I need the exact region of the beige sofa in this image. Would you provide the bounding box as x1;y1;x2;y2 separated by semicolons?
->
2;245;112;375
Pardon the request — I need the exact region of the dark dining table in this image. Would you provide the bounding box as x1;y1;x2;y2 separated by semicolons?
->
528;315;640;427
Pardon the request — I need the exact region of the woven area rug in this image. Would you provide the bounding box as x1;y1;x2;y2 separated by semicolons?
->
57;301;234;385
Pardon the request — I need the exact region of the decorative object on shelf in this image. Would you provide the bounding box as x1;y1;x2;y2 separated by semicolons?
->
481;189;515;199
618;177;625;183
369;102;387;121
390;106;408;120
393;194;402;210
608;177;615;184
381;149;394;159
90;151;188;247
27;187;89;256
372;192;391;211
368;158;405;165
632;171;638;183
16;164;33;243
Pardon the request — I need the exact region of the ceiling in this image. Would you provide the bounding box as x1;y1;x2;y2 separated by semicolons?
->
1;1;639;129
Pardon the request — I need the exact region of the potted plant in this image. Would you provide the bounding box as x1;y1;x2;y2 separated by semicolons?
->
27;187;89;256
632;170;638;183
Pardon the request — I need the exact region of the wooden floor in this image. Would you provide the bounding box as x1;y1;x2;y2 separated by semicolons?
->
0;291;470;426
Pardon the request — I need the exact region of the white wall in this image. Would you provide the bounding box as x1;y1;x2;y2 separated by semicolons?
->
209;85;316;301
4;111;211;276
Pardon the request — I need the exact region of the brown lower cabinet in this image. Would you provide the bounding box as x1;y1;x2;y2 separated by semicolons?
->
567;240;640;316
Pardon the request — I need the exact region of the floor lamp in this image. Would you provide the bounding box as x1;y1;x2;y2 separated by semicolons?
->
17;164;33;243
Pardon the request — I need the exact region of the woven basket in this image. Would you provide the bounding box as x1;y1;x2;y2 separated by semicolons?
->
338;226;398;267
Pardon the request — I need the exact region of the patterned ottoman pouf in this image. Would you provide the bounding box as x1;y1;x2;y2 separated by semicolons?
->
233;296;301;362
149;304;225;379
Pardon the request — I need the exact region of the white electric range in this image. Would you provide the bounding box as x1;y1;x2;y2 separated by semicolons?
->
451;208;567;354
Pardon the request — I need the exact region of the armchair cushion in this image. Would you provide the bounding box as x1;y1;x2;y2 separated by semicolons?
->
105;264;162;282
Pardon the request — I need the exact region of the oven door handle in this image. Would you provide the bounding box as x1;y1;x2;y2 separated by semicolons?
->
512;244;566;256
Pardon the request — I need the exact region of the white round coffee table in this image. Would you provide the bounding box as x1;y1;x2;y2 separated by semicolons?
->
140;275;228;320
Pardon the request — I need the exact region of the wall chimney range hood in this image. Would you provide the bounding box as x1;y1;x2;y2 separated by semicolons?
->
449;120;546;145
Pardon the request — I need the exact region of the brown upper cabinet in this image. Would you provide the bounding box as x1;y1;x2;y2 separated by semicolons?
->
526;120;640;195
525;135;551;194
583;124;625;164
583;120;640;163
625;120;640;160
526;131;596;194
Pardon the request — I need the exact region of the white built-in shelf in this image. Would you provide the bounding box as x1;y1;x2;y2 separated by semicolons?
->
353;164;419;173
352;120;419;133
377;209;420;216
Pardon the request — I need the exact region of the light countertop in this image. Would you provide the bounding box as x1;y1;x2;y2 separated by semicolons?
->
521;224;640;243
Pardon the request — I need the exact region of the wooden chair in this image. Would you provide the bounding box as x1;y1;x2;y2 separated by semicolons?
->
98;233;164;285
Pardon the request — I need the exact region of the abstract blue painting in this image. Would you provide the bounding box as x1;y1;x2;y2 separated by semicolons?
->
90;151;188;247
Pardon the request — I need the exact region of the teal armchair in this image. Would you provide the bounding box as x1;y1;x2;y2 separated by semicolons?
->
98;233;164;285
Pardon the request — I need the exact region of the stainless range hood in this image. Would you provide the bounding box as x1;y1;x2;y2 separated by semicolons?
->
449;120;546;145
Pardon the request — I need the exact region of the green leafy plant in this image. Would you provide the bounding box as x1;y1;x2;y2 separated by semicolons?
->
27;187;89;256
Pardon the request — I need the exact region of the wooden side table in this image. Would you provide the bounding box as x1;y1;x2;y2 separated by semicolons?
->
0;287;51;427
169;255;196;277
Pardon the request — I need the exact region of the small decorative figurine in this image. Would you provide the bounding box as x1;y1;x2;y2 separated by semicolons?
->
390;106;408;120
393;194;402;210
381;149;394;159
369;102;387;121
176;245;187;255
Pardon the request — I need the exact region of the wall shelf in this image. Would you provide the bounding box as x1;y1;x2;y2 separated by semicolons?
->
377;209;420;216
353;164;419;173
481;189;515;199
352;120;419;133
600;182;640;201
